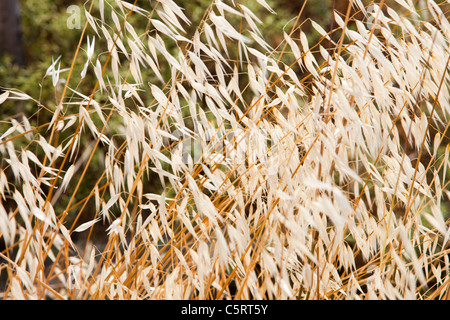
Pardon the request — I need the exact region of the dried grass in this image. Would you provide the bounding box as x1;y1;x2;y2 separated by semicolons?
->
1;0;450;300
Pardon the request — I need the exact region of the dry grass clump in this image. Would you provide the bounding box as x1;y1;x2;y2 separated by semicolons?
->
1;0;450;300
